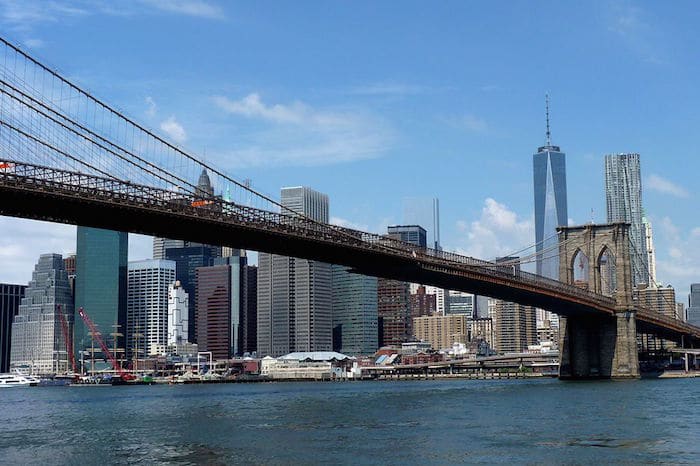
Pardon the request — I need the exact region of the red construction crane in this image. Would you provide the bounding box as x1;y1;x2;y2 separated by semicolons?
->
77;307;134;381
56;305;77;374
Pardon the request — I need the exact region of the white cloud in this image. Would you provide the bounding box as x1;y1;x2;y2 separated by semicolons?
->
330;216;369;232
452;198;534;261
212;93;393;168
653;216;700;297
140;0;225;19
0;217;76;284
646;174;689;198
160;115;187;144
213;94;306;124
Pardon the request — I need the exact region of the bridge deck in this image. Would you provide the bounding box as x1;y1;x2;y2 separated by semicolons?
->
1;160;699;341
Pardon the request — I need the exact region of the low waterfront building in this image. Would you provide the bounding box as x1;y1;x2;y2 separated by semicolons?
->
260;351;354;380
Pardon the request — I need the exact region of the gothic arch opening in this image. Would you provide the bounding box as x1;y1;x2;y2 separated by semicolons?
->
571;249;590;290
597;246;617;297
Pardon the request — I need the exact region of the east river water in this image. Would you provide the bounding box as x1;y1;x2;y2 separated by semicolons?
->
0;378;698;465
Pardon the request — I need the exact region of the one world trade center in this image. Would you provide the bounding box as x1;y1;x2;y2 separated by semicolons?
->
533;95;568;280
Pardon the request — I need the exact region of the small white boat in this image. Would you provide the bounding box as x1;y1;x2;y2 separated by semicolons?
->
0;372;39;388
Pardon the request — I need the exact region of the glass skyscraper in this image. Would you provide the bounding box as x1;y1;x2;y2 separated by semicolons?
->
533;111;568;280
604;153;648;286
332;265;378;355
74;227;128;366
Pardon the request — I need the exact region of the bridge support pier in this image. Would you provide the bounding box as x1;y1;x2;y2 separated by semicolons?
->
559;311;639;379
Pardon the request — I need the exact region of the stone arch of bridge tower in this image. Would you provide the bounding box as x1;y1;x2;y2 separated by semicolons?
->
596;244;616;297
558;223;633;307
570;248;590;290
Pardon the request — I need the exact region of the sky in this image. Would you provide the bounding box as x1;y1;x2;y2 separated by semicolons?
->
0;0;699;299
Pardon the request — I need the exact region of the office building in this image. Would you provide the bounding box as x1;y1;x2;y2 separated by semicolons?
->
257;187;332;357
410;285;437;319
493;301;537;354
196;252;249;359
127;260;176;358
196;265;233;360
377;225;426;347
377;278;411;347
643;216;657;286
166;245;217;342
402;197;441;250
634;285;677;320
168;281;189;347
0;283;26;373
676;302;685;322
413;314;469;350
10;254;73;374
605;153;648;286
387;225;427;248
74;227;128;363
470;317;495;350
533;96;568;280
446;291;473;315
688;285;700;325
332;265;378;355
153;238;186;260
532;99;567;334
242;265;257;354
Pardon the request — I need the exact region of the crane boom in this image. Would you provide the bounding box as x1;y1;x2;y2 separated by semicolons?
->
56;305;77;373
77;307;134;380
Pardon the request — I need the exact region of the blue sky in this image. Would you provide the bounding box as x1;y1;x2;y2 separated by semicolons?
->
1;0;699;299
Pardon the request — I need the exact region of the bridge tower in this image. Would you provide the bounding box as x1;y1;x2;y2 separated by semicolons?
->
557;222;639;379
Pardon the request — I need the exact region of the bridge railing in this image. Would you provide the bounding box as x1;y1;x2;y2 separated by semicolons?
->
0;159;616;309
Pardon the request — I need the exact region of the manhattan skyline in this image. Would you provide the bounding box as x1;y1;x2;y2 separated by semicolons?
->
0;1;698;298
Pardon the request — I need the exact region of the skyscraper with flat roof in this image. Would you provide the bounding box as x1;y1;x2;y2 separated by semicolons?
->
75;227;128;364
257;186;332;357
332;265;378;355
126;259;176;358
533;96;567;280
605;153;648;286
387;225;427;249
687;284;700;326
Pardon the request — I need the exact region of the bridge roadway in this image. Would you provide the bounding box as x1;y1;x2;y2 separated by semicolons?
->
1;160;699;343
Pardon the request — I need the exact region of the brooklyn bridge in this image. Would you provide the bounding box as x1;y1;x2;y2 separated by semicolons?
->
0;37;697;379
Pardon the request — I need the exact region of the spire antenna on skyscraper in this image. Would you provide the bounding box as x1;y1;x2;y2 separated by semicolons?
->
545;93;551;147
